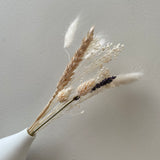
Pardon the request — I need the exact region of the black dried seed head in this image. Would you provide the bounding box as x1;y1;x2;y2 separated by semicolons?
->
91;76;116;92
73;96;80;101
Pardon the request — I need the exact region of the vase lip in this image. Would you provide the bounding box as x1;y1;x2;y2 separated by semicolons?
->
25;128;36;139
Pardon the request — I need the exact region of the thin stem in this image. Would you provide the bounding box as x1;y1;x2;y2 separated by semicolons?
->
30;98;75;136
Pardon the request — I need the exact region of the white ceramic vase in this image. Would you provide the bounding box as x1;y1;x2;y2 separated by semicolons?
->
0;128;35;160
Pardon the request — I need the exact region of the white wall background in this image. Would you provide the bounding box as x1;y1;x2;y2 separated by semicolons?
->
0;0;160;160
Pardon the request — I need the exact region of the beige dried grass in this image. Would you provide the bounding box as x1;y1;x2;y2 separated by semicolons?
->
27;18;142;136
56;26;94;93
28;27;94;135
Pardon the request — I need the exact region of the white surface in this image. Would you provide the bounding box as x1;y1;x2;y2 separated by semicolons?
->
0;0;159;160
0;129;35;160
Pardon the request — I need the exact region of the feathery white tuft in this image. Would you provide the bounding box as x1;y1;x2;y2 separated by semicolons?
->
64;16;79;48
112;72;143;86
57;87;72;102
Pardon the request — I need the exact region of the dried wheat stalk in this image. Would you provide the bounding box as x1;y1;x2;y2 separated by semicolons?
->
56;26;94;93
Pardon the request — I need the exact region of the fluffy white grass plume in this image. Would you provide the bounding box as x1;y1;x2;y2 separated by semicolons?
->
64;16;79;48
57;87;72;102
112;72;143;86
28;17;143;136
77;79;96;96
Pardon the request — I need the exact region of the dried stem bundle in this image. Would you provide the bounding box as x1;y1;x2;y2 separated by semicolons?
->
28;27;94;135
28;19;142;136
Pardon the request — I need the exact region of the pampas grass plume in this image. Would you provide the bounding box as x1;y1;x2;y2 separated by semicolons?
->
112;72;143;86
64;16;79;48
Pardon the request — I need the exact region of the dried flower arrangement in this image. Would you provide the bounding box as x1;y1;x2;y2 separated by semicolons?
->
27;16;143;136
